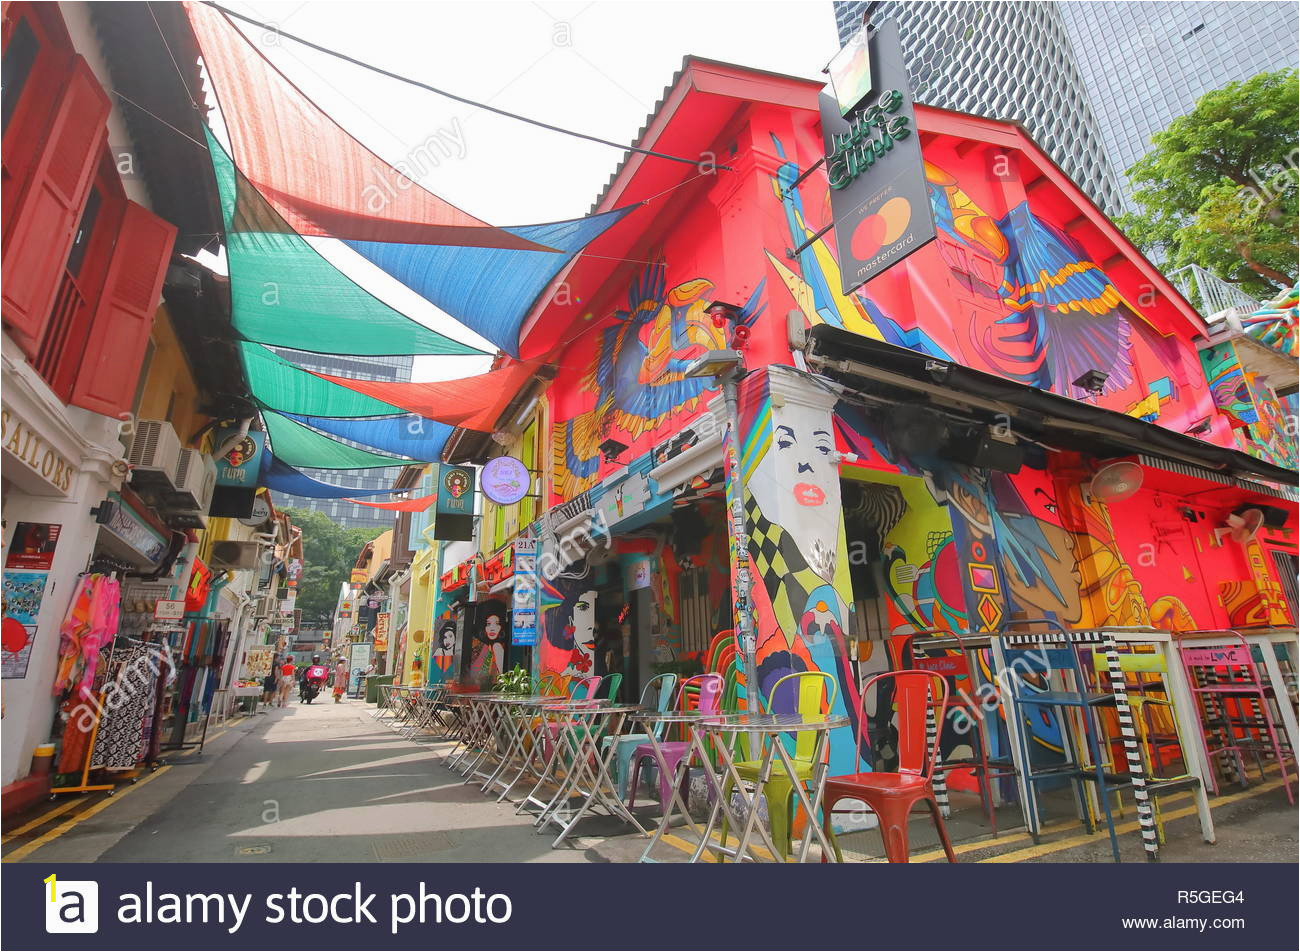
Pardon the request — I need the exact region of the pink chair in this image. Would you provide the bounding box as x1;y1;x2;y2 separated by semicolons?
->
1178;634;1295;804
627;673;724;810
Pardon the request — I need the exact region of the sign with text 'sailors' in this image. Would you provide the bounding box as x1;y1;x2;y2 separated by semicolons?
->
820;19;936;295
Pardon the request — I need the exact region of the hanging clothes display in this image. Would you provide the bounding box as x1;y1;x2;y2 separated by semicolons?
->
52;573;119;697
89;641;160;770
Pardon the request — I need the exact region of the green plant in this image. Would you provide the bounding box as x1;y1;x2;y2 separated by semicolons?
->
493;665;532;696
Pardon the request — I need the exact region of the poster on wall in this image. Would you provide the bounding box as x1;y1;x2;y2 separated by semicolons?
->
2;570;48;679
5;522;61;571
820;19;936;295
512;538;538;647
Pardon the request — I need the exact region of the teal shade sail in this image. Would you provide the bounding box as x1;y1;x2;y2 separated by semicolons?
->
262;410;419;469
206;124;488;357
240;343;406;418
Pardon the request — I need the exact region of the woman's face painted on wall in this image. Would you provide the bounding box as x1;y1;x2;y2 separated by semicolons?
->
749;408;839;580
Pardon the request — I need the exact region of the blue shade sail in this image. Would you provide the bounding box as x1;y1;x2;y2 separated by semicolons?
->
262;411;419;469
281;412;452;460
258;453;403;499
343;207;637;356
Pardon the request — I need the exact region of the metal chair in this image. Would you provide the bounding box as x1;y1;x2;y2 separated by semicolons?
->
823;669;957;863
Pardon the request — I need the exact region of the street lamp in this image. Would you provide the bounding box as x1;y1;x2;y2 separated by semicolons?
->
685;349;759;735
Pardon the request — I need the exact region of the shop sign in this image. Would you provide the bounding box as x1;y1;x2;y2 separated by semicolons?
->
820;20;935;295
102;492;169;564
1;407;75;495
214;427;265;487
435;463;476;542
481;546;513;586
4;522;61;571
826;18;874;117
512;538;538;647
374;612;390;651
154;599;186;621
482;456;531;505
350;568;368;584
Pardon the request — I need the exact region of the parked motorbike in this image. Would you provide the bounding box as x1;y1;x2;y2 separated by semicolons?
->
299;680;321;704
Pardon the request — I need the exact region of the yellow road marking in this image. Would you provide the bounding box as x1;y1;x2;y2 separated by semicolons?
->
654;829;777;862
1;798;83;843
976;777;1288;863
2;766;173;864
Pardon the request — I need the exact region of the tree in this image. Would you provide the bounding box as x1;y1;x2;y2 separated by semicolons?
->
1117;69;1298;298
285;508;386;628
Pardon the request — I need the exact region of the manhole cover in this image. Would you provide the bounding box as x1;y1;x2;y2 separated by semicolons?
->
372;832;455;860
236;844;272;855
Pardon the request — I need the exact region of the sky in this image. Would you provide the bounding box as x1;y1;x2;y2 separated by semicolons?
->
209;0;840;379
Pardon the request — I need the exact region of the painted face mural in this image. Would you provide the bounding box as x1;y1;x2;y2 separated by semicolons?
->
540;571;598;689
468;599;510;685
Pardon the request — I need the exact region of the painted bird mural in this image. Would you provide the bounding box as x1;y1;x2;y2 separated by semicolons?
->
553;261;765;498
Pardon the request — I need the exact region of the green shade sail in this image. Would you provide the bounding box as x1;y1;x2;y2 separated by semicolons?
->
262;410;417;469
239;343;408;417
206;124;487;358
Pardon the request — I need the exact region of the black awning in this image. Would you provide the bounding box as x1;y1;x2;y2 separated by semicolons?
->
806;325;1297;486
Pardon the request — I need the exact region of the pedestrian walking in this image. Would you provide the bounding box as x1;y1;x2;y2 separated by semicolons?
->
262;659;279;705
276;656;296;707
333;658;349;703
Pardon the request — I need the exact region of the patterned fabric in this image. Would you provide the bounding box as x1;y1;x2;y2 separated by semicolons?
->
90;643;159;770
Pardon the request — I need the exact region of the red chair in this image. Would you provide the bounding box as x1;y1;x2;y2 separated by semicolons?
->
822;670;957;863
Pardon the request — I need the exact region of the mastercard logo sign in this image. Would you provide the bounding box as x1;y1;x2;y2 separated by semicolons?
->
849;196;912;261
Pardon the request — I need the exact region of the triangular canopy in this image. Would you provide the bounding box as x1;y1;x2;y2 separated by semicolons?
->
240;343;407;417
186;1;553;251
311;361;543;431
263;410;421;469
347;493;438;512
282;412;452;459
207;126;485;357
344;207;635;356
259;453;404;498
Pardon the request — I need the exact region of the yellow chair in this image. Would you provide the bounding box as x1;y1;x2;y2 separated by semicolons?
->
719;670;839;859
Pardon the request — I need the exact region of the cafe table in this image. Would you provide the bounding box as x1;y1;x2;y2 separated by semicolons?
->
476;695;557;798
694;712;849;863
534;702;648;849
627;708;720;863
447;693;513;779
516;697;610;818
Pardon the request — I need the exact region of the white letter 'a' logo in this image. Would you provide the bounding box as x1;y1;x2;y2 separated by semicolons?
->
44;875;99;934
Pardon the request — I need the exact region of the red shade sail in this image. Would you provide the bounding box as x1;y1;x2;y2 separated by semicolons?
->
346;493;438;512
184;2;553;251
310;361;543;432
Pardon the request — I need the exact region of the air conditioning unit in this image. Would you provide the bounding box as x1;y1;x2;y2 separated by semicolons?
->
170;449;217;513
210;540;260;571
257;593;278;617
127;420;182;489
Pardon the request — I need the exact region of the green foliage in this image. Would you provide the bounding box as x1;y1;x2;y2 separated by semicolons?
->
1117;69;1298;298
493;665;533;696
283;508;385;628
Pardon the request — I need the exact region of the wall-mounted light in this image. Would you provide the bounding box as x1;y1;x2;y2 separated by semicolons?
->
1185;417;1213;435
599;438;629;463
1072;369;1109;396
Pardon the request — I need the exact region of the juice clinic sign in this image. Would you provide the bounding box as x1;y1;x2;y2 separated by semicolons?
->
820;19;936;295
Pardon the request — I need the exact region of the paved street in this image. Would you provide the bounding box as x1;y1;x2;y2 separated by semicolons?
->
3;697;1296;865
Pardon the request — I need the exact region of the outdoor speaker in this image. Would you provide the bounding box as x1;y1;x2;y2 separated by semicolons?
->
944;425;1024;474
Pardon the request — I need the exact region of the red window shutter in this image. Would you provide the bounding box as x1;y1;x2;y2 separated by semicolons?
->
1;56;108;358
69;201;176;418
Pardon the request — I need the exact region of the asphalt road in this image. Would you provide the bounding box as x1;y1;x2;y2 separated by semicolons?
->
4;696;1296;865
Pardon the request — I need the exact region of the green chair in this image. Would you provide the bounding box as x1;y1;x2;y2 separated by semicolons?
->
719;670;839;859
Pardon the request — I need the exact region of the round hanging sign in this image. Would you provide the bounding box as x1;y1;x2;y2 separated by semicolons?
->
481;456;530;506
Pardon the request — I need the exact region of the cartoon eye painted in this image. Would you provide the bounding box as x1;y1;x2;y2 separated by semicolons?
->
814;429;833;455
775;425;795;450
575;600;589;611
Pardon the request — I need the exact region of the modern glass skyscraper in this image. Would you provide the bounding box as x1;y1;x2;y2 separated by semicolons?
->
268;349;414;531
833;0;1126;214
833;1;1299;211
1057;1;1299;202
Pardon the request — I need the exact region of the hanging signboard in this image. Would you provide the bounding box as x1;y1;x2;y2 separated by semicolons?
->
374;612;391;651
512;537;539;647
481;456;531;505
826;18;873;116
820;20;936;295
215;428;266;488
434;463;475;541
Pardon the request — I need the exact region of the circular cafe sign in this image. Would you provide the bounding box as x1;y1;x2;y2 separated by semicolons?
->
481;456;530;505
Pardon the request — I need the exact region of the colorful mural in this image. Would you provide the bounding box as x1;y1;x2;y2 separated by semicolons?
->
538;573;597;690
764;134;1222;440
552;262;751;500
1241;282;1299;358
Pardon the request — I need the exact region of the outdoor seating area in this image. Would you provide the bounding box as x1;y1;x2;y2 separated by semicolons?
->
368;624;1297;863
